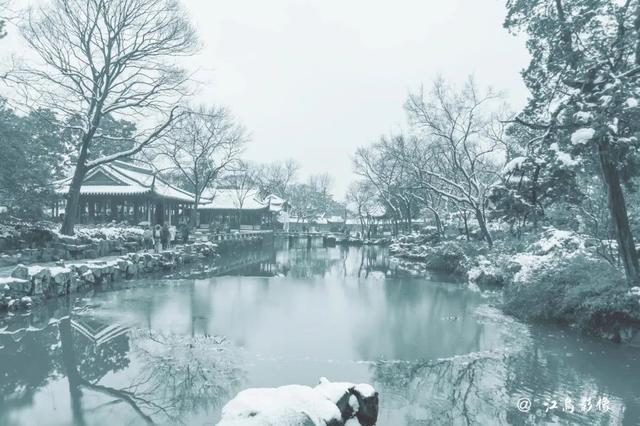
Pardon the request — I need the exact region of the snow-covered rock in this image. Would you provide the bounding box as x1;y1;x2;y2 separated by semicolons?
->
218;385;342;425
218;378;378;426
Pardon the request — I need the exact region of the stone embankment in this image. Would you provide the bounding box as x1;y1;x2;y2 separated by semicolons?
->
0;224;145;267
0;241;218;313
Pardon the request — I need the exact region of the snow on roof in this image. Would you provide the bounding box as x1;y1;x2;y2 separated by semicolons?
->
264;194;288;212
264;193;285;205
199;188;267;210
327;215;345;223
56;161;196;203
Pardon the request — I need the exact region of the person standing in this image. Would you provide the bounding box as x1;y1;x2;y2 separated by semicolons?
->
181;222;190;244
143;226;153;252
169;225;176;248
161;223;170;251
153;224;162;253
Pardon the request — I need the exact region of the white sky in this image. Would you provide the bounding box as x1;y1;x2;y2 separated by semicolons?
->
1;0;531;199
181;0;531;198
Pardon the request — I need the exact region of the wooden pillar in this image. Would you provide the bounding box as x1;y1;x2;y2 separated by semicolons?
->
133;200;139;224
88;199;95;222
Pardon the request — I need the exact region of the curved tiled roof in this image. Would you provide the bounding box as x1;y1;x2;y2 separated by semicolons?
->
199;188;267;211
56;161;196;203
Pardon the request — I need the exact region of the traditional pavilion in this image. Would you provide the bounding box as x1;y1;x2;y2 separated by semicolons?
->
198;188;271;230
55;160;196;225
263;194;289;213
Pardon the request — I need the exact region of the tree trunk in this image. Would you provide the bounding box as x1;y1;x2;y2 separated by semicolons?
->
531;165;540;232
191;194;200;227
59;317;86;426
475;207;493;247
60;165;87;236
431;209;443;237
60;123;98;236
598;141;640;286
462;213;470;241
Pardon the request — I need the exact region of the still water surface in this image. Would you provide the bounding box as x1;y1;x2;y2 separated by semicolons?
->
0;244;638;425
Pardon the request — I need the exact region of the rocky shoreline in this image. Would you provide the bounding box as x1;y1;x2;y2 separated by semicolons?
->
0;241;219;313
388;230;640;346
0;232;267;314
0;223;146;267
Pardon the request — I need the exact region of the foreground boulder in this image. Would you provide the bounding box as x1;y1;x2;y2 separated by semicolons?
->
218;378;378;425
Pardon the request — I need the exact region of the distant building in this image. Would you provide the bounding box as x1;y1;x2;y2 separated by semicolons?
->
264;194;288;213
198;188;271;231
55;160;196;225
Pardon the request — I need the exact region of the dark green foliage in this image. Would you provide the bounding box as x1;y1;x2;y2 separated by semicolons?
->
423;241;471;275
0;99;70;219
503;255;640;340
66;113;137;163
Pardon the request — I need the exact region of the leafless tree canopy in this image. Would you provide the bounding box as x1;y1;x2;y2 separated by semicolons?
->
21;0;197;132
155;104;246;212
17;0;199;234
353;77;506;243
253;159;299;198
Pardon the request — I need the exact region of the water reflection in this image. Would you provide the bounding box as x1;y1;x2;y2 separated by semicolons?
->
0;246;638;425
372;325;639;425
0;301;243;426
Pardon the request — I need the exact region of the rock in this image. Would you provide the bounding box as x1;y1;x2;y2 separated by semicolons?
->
219;379;378;426
11;264;29;280
7;298;18;310
219;385;343;426
126;263;138;276
0;277;31;295
82;271;95;284
19;296;33;309
315;378;378;426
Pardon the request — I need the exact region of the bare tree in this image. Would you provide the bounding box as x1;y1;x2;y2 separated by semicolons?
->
155;105;246;225
346;180;377;237
225;160;259;229
404;77;505;246
254;159;299;199
354;137;417;235
17;0;198;235
0;1;8;40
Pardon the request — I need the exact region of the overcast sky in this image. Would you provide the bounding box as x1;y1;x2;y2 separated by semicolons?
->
180;0;531;198
2;0;531;199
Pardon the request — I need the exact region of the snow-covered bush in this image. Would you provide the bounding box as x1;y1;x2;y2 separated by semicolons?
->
423;241;469;274
502;230;640;342
508;227;592;284
467;255;509;288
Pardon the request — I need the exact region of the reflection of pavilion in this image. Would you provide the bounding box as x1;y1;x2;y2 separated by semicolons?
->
71;318;129;346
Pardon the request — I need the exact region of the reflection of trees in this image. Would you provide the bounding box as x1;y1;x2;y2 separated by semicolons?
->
57;319;243;425
125;330;245;424
372;354;511;425
358;246;391;278
0;324;60;419
373;335;632;426
0;308;244;426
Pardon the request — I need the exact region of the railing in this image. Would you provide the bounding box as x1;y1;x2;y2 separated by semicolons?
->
208;230;273;242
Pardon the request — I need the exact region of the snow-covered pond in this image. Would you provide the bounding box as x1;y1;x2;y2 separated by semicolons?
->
0;245;638;425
